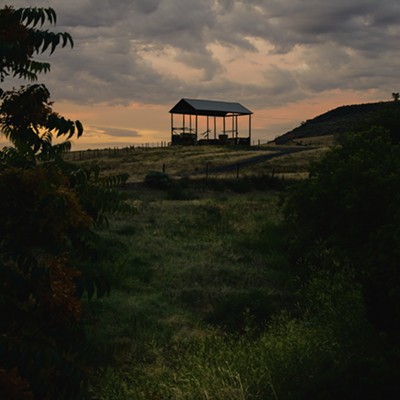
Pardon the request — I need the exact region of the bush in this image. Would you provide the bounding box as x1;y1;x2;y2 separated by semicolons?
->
144;171;172;189
285;127;400;331
0;6;132;398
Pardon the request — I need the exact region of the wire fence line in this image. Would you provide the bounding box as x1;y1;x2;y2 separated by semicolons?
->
64;140;267;161
65;142;170;161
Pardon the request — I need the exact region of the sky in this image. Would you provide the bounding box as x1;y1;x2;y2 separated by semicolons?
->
2;0;400;149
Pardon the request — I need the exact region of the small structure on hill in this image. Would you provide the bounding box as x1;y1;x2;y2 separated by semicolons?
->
169;98;253;145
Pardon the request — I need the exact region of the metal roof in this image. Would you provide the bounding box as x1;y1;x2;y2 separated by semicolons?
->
169;98;253;117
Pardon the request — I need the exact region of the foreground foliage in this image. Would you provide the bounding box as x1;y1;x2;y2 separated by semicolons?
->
286;127;400;331
0;6;73;82
0;6;131;399
283;126;400;397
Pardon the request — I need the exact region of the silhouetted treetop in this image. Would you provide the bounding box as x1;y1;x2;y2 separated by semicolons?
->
0;6;73;82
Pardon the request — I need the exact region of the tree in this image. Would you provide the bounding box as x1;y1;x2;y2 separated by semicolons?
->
0;6;130;399
285;127;400;332
0;6;72;82
0;83;83;160
369;101;400;144
0;6;82;160
0;6;89;399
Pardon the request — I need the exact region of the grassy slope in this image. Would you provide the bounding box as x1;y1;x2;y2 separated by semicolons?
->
68;144;329;183
65;146;274;182
79;146;332;399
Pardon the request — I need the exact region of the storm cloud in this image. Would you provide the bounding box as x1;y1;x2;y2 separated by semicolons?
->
4;0;400;145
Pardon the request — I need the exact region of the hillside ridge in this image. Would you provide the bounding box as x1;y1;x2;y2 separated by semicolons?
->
273;100;399;144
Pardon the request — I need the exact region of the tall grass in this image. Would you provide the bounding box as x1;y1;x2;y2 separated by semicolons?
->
89;313;351;400
84;181;304;398
78;140;400;399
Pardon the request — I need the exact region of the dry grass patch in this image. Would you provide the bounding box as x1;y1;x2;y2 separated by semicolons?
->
66;146;284;182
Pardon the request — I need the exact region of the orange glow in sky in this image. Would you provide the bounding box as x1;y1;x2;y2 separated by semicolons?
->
2;1;397;150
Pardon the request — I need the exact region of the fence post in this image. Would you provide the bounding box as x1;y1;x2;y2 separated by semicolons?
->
236;164;240;179
162;163;166;173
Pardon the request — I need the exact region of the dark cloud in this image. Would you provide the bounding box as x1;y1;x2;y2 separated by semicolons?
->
6;0;400;109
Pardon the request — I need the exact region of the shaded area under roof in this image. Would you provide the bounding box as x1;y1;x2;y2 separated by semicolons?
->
169;98;253;117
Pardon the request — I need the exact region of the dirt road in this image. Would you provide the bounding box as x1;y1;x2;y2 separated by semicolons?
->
182;146;309;177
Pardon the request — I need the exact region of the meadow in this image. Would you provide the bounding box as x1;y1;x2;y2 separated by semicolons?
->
65;142;329;182
79;143;335;399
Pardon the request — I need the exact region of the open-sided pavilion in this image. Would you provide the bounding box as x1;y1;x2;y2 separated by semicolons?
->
169;98;253;145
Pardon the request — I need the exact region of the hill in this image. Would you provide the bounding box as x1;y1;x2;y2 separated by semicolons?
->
273;100;399;145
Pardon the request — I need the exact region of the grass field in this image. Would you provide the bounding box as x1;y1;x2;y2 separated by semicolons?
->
77;144;334;399
66;143;330;183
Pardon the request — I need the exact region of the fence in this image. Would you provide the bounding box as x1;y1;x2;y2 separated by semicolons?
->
64;139;265;162
64;141;170;161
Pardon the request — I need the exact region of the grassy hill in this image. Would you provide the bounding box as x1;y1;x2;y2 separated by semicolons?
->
63;132;400;399
273;100;400;145
65;144;328;182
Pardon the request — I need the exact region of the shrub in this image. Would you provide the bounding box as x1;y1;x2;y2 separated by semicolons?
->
285;127;400;331
0;6;132;398
144;171;172;189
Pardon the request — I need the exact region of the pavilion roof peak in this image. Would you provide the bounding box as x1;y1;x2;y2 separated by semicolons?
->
169;98;253;116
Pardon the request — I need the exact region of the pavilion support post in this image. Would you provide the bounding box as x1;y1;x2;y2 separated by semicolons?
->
231;115;234;139
249;114;252;144
189;114;192;133
223;117;226;136
207;116;210;140
214;116;217;140
196;114;198;140
235;115;238;139
183;114;185;134
171;113;174;142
